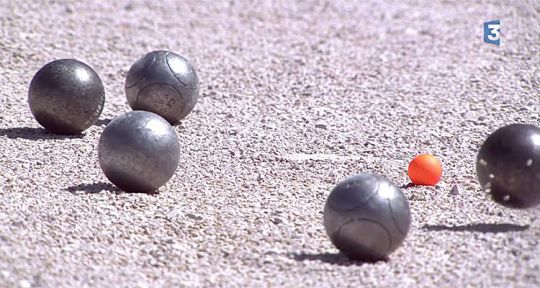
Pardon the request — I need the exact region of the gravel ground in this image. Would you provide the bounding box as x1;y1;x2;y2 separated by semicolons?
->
0;0;539;287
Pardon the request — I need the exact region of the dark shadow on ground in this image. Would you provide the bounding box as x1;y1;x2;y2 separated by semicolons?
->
66;182;120;194
401;182;417;189
401;182;445;190
65;181;159;195
94;118;112;126
0;127;84;140
174;121;186;132
423;223;530;233
289;252;385;266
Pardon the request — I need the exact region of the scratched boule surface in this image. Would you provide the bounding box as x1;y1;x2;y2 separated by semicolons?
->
0;0;539;287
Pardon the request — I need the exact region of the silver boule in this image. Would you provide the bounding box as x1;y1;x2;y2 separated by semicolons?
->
98;111;180;193
28;59;105;134
323;173;411;261
125;50;199;125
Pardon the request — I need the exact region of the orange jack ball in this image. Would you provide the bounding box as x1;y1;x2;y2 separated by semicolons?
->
407;154;442;186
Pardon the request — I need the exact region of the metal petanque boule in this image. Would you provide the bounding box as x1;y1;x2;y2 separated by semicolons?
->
323;173;411;261
477;123;540;209
125;50;199;125
28;59;105;135
98;110;181;193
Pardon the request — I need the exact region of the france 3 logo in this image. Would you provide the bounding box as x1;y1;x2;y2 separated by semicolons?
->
484;19;501;46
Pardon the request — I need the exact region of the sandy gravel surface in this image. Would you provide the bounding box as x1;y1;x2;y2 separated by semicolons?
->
0;0;539;287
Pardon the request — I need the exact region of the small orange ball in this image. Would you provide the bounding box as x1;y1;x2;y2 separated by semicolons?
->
407;154;442;186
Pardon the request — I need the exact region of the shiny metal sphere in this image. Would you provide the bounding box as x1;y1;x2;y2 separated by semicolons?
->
28;59;105;134
125;50;199;125
98;111;180;193
477;123;540;209
323;173;411;261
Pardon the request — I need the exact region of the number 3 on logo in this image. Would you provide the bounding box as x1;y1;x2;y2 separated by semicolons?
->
484;19;501;46
487;24;500;41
